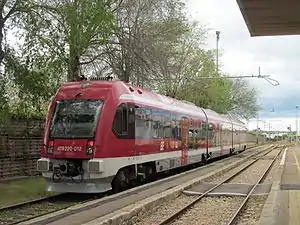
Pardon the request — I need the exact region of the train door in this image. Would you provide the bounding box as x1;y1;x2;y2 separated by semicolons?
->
231;124;234;152
237;128;241;151
180;117;189;165
219;124;224;155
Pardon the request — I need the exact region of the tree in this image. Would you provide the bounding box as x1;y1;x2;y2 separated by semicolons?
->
4;47;59;116
0;0;35;119
0;74;9;122
0;0;33;66
226;78;260;119
1;0;260;119
97;0;190;84
20;0;117;82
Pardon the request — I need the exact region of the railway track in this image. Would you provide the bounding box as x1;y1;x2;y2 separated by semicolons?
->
0;193;108;225
153;145;283;225
0;144;269;225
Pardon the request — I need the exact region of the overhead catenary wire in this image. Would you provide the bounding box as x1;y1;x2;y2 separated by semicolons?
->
147;66;280;87
148;74;279;86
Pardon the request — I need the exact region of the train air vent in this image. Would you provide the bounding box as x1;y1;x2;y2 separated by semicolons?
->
89;75;119;81
37;158;50;172
88;159;104;173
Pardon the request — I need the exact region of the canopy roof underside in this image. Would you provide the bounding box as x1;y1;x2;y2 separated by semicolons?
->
237;0;300;36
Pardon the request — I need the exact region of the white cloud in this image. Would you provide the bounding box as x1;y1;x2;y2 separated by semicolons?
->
247;116;298;132
187;0;300;118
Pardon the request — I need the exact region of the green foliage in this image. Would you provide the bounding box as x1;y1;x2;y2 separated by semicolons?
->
4;47;60;117
1;0;260;120
0;75;10;123
21;0;116;81
209;79;232;114
225;78;260;119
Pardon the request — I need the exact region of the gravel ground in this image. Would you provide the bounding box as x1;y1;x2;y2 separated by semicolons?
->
203;149;281;184
123;194;197;225
171;196;244;225
203;152;268;184
203;162;249;184
0;192;101;225
0;202;77;224
120;147;278;225
229;161;272;184
229;149;281;184
233;196;268;225
125;195;243;225
262;149;283;184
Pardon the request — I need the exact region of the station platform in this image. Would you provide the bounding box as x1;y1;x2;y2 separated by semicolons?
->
258;146;300;225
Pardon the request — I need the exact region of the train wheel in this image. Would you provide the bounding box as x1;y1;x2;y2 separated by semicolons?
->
112;169;130;193
201;154;207;164
145;165;155;182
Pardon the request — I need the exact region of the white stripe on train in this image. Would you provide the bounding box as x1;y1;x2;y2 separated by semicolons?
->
42;143;253;181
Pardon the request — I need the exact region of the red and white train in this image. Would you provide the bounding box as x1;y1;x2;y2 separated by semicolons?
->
37;79;265;193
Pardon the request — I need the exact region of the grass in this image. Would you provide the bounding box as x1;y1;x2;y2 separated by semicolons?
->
0;177;53;207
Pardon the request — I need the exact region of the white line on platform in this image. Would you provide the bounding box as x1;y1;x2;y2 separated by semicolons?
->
280;147;287;166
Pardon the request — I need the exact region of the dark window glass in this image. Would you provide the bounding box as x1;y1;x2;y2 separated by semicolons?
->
50;99;103;139
163;112;172;138
135;106;149;138
200;123;207;140
208;123;214;140
113;103;129;135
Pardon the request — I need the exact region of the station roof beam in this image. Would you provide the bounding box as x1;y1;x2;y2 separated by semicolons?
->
237;0;300;36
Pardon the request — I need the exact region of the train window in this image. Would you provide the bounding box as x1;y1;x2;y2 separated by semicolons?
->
188;129;197;149
135;106;150;139
122;105;128;132
163;113;173;138
200;123;207;140
112;103;129;137
152;109;164;138
208;123;214;140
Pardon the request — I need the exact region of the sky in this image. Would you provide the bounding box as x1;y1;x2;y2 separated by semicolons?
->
6;1;299;132
187;0;300;132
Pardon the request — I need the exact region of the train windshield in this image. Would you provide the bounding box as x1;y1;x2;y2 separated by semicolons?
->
49;99;103;139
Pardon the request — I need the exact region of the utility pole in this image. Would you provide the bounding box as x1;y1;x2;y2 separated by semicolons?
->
256;112;259;144
216;31;220;74
288;125;292;142
268;123;271;140
296;105;299;142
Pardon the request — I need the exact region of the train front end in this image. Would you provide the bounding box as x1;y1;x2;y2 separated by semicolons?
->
37;81;111;193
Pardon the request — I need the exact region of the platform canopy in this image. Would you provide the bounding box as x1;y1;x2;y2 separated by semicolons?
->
237;0;300;36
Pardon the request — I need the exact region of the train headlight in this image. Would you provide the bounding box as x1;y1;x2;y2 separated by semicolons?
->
47;140;54;154
86;147;94;155
86;140;94;155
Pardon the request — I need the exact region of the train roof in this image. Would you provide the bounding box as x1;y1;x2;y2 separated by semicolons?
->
58;79;246;127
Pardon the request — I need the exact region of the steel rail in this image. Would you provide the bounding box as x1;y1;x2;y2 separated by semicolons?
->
225;147;283;225
0;193;66;212
0;144;266;214
0;193;103;225
0;143;271;225
156;145;280;225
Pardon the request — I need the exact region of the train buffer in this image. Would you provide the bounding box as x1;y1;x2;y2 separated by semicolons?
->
258;146;300;225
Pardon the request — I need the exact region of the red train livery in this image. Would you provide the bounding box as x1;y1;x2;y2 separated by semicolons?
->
37;79;262;193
